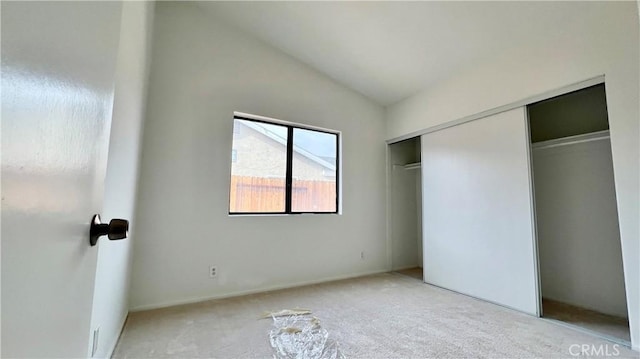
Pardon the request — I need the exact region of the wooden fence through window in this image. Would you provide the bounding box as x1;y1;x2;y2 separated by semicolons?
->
229;176;336;213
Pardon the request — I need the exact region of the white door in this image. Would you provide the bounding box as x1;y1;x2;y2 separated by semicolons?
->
1;2;123;357
421;107;539;315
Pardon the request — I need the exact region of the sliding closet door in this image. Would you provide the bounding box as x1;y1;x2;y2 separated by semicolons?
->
422;107;538;314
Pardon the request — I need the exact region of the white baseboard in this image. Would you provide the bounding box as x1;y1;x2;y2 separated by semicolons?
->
102;313;128;359
391;265;421;271
130;269;389;312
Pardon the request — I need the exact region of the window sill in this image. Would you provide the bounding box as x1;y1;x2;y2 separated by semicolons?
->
228;213;340;217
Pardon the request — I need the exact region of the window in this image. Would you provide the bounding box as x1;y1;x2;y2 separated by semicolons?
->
229;115;339;214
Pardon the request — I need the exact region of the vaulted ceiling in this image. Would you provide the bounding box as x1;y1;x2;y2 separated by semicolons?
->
196;1;627;106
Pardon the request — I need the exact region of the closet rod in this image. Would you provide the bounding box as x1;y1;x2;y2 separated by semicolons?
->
404;162;421;170
532;130;610;150
391;163;422;170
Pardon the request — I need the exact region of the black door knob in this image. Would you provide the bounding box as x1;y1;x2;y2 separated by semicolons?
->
89;214;129;246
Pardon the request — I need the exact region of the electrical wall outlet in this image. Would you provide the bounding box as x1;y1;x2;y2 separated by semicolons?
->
360;251;365;260
209;265;218;278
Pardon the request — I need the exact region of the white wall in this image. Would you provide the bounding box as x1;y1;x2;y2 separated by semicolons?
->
421;108;538;315
1;2;122;357
389;139;421;270
89;2;154;358
534;139;627;318
387;2;639;348
129;2;386;310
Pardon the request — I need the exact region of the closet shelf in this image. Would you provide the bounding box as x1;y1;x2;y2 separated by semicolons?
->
404;162;421;170
532;130;610;150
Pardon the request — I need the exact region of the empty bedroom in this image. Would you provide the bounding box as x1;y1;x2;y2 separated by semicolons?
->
1;1;638;358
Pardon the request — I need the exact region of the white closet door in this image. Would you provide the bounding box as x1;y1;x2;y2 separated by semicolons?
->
421;107;538;315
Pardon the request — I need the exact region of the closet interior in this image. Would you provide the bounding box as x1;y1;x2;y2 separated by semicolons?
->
528;84;630;344
389;136;423;280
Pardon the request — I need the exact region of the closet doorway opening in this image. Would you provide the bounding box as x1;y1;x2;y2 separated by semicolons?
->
528;83;630;344
388;136;423;281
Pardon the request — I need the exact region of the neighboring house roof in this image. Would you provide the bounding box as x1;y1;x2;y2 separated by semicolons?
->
241;121;336;171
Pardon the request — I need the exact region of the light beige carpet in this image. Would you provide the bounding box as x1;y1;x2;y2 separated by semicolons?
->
394;267;423;281
113;273;638;358
543;298;631;344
